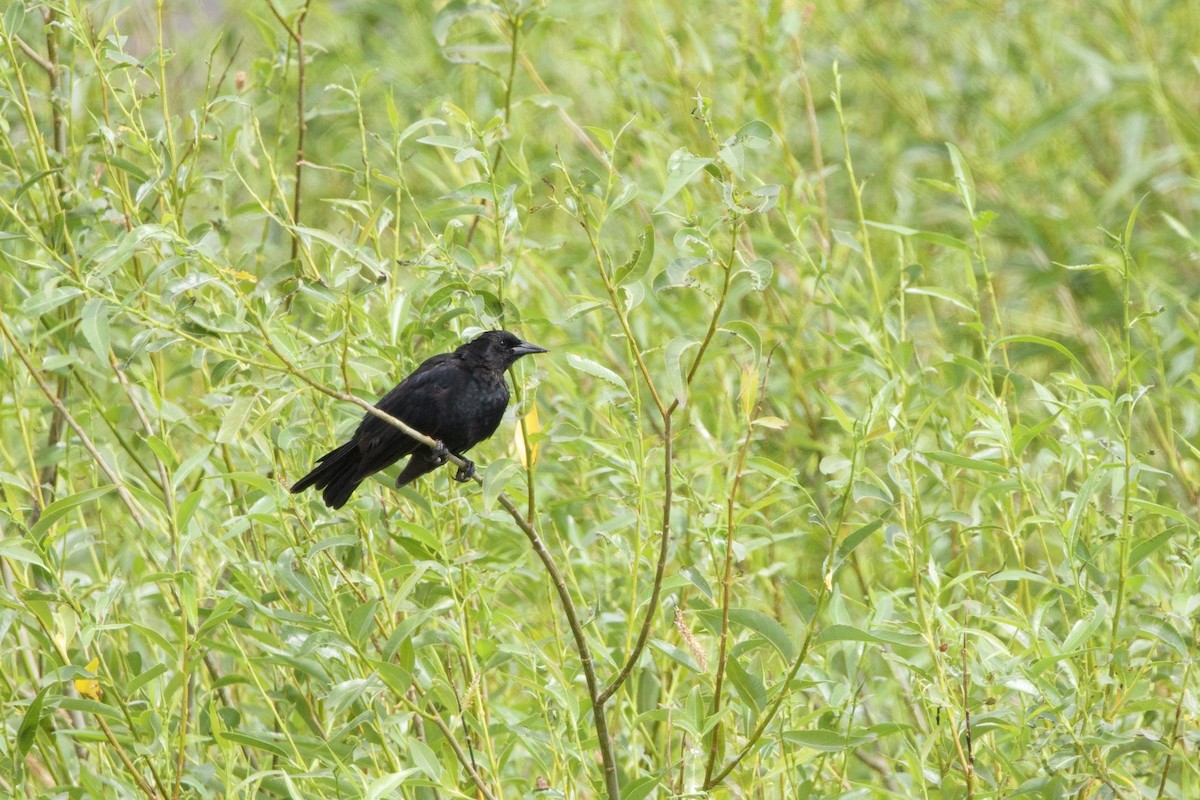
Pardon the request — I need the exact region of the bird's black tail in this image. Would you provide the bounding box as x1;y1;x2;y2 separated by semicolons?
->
290;441;364;509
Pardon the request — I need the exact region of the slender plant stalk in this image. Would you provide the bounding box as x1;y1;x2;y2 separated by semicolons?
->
962;635;974;796
265;0;313;262
171;642;191;800
831;64;882;311
0;313;148;529
705;413;861;789
703;352;772;784
788;6;830;251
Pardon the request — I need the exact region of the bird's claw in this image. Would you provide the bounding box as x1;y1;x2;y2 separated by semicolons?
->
454;459;476;483
430;441;450;465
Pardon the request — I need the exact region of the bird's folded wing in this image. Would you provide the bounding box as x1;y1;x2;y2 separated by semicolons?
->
355;354;458;456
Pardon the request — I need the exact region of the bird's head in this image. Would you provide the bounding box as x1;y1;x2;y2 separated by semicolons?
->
461;330;549;370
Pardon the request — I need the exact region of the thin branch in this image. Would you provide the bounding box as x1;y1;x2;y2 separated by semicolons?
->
96;715;161;799
422;704;499;800
264;0;312;262
601;221;741;703
705;406;855;790
465;10;521;248
788;7;830;252
493;492;620;799
0;313;149;530
109;352;180;565
18;9;70;518
704;349;772;784
171;644;191;800
962;635;974;796
12;34;54;73
598;412;670;704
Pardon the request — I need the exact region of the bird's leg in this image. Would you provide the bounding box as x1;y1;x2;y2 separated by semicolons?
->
453;456;476;483
432;441;474;482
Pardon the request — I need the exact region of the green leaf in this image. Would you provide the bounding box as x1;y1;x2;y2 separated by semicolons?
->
0;540;46;568
220;471;277;493
664;335;699;408
739;257;773;290
306;535;359;557
432;1;503;45
17;685;51;757
126;664;170;695
566;353;629;396
923;450;1008;475
726;655;766;713
1128;528;1179;568
28;486;115;539
347;599;379;645
815;624;920;648
946;141;975;217
196;596;241;639
623;768;669;800
409;739;444;782
837;519;882;562
80;298;111;356
221;731;291;759
782;728;874;751
727;608;794;661
482;457;521;513
216;394;256;444
1061;597;1107;652
655;149;713;209
365;771;422;800
905;286;974;312
23;284;83;315
989;569;1057;586
175;489;203;532
681;566;714;601
1128;499;1199;530
993;335;1085;372
649;638;702;673
746;456;794;483
721;320;761;364
1013;411;1062;457
613;226;655;285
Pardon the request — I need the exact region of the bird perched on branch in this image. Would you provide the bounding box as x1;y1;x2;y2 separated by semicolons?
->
291;330;548;509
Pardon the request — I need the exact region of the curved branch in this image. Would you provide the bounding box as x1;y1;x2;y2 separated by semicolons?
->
600;219;741;703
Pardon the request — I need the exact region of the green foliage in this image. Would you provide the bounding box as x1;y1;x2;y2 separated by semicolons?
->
1;0;1198;798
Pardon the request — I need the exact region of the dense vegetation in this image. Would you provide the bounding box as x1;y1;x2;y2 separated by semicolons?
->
2;1;1198;797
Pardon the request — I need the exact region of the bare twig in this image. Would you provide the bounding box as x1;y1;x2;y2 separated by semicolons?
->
495;491;620;797
12;34;54;74
96;716;161;800
422;703;499;800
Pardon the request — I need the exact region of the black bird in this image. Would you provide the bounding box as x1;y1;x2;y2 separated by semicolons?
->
291;330;548;508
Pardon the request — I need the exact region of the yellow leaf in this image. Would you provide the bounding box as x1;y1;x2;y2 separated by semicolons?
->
75;657;102;700
512;405;541;468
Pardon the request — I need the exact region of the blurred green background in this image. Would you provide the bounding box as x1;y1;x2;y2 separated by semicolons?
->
1;0;1198;797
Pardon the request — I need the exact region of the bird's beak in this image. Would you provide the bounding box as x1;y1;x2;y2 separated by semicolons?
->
512;339;549;356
